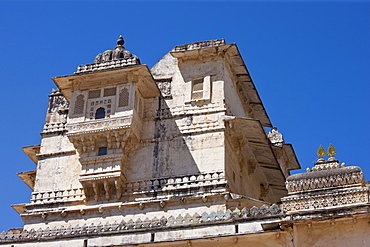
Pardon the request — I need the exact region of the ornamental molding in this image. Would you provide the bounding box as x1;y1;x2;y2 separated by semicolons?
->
67;116;132;136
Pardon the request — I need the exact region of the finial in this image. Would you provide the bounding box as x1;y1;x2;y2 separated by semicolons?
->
316;145;326;159
117;35;124;46
327;143;336;157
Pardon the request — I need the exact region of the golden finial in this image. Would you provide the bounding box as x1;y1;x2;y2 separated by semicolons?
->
327;143;336;157
316;145;326;159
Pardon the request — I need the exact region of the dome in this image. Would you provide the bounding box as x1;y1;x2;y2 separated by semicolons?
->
94;35;140;64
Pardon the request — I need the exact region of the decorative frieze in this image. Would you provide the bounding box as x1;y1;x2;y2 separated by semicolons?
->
67;116;132;135
0;204;282;243
282;187;369;211
286;167;364;194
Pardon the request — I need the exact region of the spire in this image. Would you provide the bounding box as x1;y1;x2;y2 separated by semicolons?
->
327;143;336;159
316;145;326;160
117;35;124;46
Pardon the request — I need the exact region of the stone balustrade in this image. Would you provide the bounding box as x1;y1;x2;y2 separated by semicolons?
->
29;172;225;206
0;204;282;243
172;39;226;52
30;188;85;204
123;171;226;195
75;57;140;74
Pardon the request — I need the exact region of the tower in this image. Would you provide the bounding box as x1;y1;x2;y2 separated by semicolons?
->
20;38;370;247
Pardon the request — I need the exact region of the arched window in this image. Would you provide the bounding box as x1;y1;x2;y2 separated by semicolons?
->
95;107;105;119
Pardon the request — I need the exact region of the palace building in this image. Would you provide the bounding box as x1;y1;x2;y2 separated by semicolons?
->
1;36;369;247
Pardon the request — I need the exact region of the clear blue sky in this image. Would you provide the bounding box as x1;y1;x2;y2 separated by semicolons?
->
0;1;369;231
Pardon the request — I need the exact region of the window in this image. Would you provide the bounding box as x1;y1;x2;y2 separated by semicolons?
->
191;78;204;100
98;147;107;156
187;75;212;102
118;87;129;107
104;87;116;97
95;107;105;119
88;90;101;99
74;94;85;115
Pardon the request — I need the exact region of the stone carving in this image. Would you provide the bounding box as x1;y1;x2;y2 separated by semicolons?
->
155;79;172;97
48;89;69;113
0;204;281;243
267;127;284;147
42;89;69;134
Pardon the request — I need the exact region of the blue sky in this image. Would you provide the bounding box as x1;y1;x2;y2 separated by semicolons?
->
0;1;369;231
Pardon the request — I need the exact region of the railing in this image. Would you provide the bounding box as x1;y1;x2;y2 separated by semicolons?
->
75;57;140;74
123;171;226;194
29;172;225;205
30;188;85;204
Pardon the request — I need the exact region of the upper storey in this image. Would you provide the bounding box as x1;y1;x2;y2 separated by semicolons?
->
152;39;272;127
52;36;159;134
53;37;158;102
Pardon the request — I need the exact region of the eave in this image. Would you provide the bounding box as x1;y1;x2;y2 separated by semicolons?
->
17;170;36;190
224;44;272;127
52;64;159;102
21;145;40;165
11;203;26;215
225;117;287;201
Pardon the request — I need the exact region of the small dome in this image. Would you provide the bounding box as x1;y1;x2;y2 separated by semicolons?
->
94;35;140;64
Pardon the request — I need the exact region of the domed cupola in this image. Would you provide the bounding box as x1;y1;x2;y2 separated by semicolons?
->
75;35;141;74
94;35;140;64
